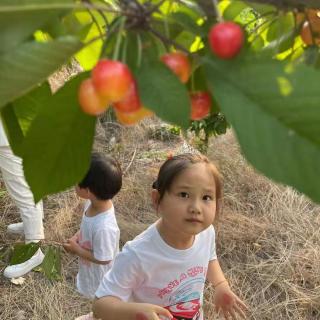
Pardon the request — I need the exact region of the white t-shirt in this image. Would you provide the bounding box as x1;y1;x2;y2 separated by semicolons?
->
77;201;120;299
95;223;217;320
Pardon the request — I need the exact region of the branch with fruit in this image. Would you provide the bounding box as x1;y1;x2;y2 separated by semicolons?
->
1;0;320;205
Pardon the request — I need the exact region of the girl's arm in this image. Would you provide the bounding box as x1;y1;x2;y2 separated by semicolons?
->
207;259;248;319
63;238;110;265
93;296;172;320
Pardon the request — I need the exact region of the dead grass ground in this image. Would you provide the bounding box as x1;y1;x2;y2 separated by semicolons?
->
1;119;320;320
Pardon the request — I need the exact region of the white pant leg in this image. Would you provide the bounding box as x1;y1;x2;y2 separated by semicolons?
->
0;146;44;240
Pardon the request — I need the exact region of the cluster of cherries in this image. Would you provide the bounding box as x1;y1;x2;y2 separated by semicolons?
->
78;21;244;125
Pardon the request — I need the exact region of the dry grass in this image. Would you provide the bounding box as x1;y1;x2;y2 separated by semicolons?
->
1;121;320;320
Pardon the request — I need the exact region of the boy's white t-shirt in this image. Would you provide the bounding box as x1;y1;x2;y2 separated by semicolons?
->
95;222;217;320
77;201;120;299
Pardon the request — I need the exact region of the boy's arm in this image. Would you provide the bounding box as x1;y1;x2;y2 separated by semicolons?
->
93;296;172;320
63;238;110;265
71;230;80;242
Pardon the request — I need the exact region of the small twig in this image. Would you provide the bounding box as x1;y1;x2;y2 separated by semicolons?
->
83;0;104;39
243;11;277;28
211;0;223;22
0;239;64;247
123;148;137;175
130;0;145;11
248;15;278;38
148;26;190;54
1;2;130;15
147;0;167;15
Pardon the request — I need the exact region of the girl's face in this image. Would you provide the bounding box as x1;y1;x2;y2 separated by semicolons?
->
153;162;217;241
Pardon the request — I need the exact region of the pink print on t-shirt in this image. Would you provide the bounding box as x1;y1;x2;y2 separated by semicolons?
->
78;231;92;266
165;298;201;320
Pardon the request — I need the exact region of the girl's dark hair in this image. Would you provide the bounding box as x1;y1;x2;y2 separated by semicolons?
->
79;153;122;200
152;153;223;215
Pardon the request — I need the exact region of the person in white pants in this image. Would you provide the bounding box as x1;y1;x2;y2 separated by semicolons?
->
0;121;45;278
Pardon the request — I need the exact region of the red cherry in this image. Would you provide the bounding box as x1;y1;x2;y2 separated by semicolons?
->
92;59;133;102
78;78;109;116
209;22;244;59
190;92;211;120
113;80;141;113
161;52;191;83
300;21;320;46
115;107;153;125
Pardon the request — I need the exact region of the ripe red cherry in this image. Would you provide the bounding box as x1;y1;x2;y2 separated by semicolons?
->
161;52;191;83
114;80;141;113
115;107;153;125
190;92;211;121
209;22;244;59
78;78;109;116
92;59;133;102
300;20;320;46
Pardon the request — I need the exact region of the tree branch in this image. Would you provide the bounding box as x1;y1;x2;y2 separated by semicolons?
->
197;0;320;16
234;0;320;9
197;0;217;19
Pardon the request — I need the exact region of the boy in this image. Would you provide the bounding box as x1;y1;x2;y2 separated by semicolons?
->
63;152;122;299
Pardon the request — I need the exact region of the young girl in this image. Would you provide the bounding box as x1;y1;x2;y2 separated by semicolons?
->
93;153;247;320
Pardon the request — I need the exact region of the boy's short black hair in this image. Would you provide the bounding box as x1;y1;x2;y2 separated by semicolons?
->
79;153;122;200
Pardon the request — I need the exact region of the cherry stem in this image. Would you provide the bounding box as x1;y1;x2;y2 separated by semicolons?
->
113;16;126;60
136;33;142;68
83;1;104;40
148;26;190;54
211;0;223;22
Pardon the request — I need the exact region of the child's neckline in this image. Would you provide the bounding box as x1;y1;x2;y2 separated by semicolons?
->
85;200;113;217
155;220;196;251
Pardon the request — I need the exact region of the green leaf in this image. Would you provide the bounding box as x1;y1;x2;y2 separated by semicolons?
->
168;12;204;36
10;242;40;265
124;32;141;74
136;50;190;129
22;73;96;202
74;11;105;70
1;105;25;157
266;14;294;42
265;13;295;53
191;66;209;92
0;36;83;108
1;83;52;157
38;246;61;281
152;17;185;42
0;0;73;53
245;2;275;15
223;1;248;20
174;31;197;50
203;52;320;203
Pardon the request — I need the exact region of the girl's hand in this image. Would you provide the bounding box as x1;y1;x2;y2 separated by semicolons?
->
135;304;172;320
214;282;248;319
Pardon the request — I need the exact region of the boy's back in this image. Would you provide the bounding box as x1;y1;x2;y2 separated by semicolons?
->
63;153;122;300
77;200;120;299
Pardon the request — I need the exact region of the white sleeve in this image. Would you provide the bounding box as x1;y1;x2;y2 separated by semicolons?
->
209;225;217;261
95;244;143;301
92;227;119;261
